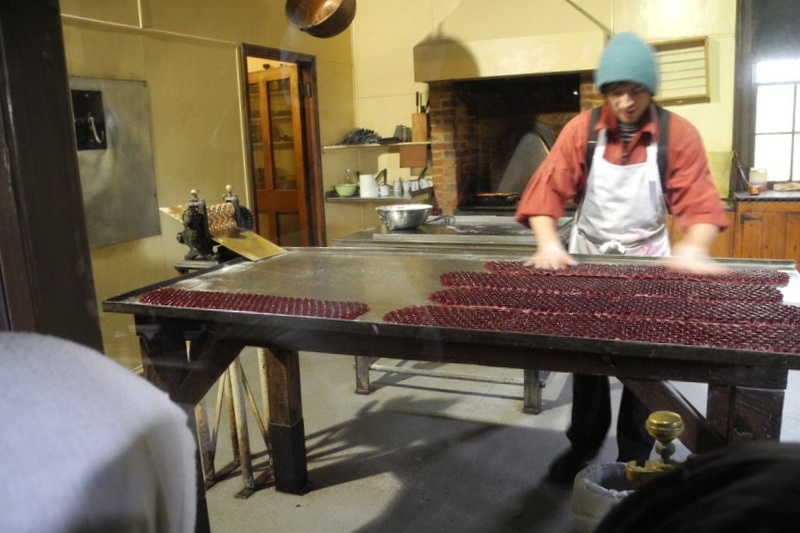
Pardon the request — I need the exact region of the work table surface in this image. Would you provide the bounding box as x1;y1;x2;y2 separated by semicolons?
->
106;247;800;370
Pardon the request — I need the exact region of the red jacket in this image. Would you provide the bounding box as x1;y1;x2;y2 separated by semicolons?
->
514;105;729;233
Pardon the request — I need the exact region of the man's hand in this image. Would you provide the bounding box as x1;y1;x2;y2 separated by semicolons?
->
661;243;731;275
525;216;576;269
661;223;730;275
524;242;577;270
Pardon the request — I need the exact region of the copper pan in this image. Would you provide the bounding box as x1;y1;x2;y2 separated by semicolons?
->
285;0;356;38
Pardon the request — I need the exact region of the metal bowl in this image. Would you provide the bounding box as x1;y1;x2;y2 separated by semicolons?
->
376;204;432;230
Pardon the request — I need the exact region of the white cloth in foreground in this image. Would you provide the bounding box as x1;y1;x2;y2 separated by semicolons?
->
0;332;196;533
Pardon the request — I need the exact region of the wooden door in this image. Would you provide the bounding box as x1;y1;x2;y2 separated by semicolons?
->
248;65;309;246
734;201;800;263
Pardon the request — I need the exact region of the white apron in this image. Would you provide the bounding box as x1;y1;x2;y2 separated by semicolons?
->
569;124;670;257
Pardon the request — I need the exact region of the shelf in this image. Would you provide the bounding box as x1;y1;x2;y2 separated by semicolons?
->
326;186;434;204
323;142;430;152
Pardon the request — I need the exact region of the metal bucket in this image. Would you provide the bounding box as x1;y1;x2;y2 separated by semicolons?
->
571;463;637;533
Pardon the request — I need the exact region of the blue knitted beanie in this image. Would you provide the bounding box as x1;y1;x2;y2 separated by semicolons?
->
595;32;658;95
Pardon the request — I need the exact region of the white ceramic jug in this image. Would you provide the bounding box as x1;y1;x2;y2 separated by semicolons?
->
359;174;379;198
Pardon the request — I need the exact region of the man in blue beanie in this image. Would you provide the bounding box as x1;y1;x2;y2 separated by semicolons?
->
515;32;730;484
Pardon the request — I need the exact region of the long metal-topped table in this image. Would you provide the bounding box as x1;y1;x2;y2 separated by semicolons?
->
104;247;800;524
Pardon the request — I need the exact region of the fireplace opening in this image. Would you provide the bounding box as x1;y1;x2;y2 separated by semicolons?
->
429;72;596;215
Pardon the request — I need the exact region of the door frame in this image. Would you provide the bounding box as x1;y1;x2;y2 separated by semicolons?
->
239;44;326;246
0;1;103;350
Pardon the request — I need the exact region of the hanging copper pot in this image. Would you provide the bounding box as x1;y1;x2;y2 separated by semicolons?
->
285;0;357;38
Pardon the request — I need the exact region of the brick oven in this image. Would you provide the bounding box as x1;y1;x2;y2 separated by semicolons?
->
427;74;603;215
411;1;610;216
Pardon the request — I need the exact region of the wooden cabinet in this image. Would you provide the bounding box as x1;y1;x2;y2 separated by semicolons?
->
672;200;800;263
666;209;735;258
734;200;800;264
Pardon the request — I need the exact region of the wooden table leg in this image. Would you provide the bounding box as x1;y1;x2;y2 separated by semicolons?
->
185;406;212;533
624;375;787;453
135;317;246;529
194;398;216;485
228;358;254;491
621;378;725;453
264;346;309;494
707;384;785;443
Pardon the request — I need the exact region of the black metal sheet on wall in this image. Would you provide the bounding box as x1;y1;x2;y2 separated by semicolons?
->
69;76;161;249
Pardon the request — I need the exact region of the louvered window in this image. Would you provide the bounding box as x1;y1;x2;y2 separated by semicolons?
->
654;37;710;105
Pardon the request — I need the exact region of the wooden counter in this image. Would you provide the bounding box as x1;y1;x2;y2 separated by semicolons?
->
734;197;800;266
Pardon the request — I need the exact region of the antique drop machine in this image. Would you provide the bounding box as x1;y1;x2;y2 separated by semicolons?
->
161;185;283;272
176;186;253;261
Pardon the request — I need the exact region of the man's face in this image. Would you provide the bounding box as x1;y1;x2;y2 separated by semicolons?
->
605;82;652;124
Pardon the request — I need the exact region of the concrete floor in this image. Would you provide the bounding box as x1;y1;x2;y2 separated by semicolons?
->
203;349;800;533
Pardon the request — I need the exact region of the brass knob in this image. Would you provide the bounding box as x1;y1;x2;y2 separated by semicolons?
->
646;410;685;443
626;411;685;483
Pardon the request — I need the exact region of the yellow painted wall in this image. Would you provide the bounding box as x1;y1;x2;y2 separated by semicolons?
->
60;0;355;366
349;0;736;203
613;0;736;195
